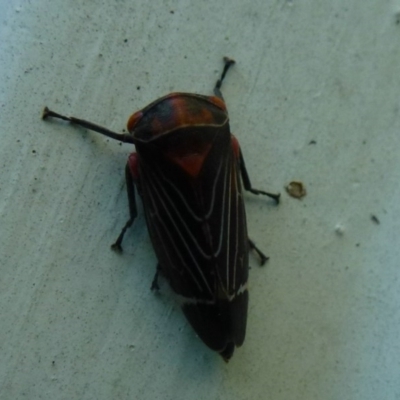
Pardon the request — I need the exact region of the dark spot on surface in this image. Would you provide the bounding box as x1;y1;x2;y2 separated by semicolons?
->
370;214;380;225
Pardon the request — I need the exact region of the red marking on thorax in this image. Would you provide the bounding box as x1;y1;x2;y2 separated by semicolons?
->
165;143;212;178
128;152;139;180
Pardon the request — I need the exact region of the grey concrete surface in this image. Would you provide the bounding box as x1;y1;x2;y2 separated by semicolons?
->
1;1;400;399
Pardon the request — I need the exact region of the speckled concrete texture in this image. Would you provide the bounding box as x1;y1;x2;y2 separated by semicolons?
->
1;1;400;399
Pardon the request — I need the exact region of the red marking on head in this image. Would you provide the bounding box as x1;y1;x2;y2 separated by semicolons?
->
207;96;227;111
160;96;215;129
126;94;228;139
127;111;143;133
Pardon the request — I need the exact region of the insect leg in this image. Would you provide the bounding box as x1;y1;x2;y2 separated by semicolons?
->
111;163;138;252
150;264;161;291
248;239;269;266
239;150;280;203
214;57;235;98
42;107;136;144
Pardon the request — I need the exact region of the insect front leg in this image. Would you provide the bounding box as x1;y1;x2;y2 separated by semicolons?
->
239;150;280;204
213;56;235;99
111;162;138;252
42;107;136;144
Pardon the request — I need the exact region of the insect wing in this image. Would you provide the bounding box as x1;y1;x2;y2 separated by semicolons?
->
136;122;249;355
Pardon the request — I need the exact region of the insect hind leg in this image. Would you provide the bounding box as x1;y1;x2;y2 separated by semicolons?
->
239;150;280;204
111;163;138;252
151;264;162;291
249;239;269;266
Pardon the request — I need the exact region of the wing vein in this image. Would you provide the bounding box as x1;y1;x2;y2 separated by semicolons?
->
146;170;214;295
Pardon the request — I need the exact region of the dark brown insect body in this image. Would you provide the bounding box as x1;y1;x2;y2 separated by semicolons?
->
43;58;279;361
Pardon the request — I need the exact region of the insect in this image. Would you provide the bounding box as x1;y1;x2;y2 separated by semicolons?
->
43;57;280;361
